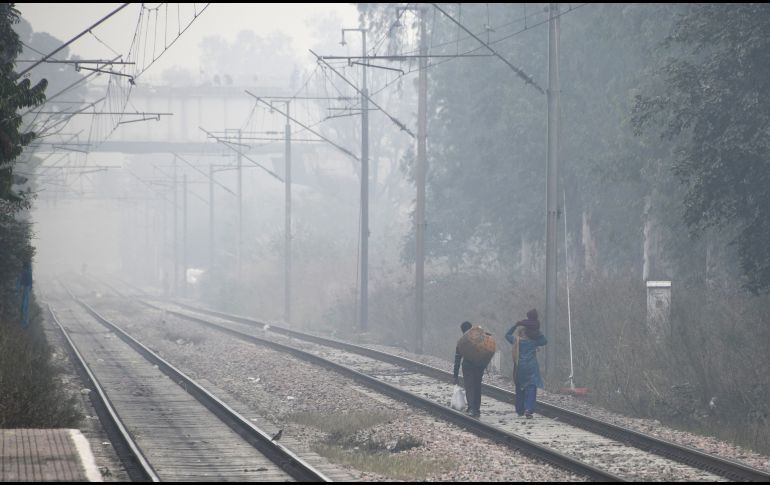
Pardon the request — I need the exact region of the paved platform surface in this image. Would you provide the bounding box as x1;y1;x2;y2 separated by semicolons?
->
1;429;101;482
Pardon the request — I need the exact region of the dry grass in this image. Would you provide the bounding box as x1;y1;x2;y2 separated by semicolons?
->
565;276;770;452
312;443;454;480
287;410;396;435
290;410;453;479
199;232;770;453
323;271;770;454
0;293;81;428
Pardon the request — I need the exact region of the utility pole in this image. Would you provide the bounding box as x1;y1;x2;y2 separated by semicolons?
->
415;7;428;354
144;198;150;281
209;164;215;278
361;28;370;333
162;188;168;295
341;27;370;332
284;101;292;324
545;3;561;380
237;128;243;278
183;173;188;296
247;93;359;324
173;157;179;295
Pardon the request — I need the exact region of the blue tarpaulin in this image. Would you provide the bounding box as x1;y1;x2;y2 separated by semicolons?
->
18;261;32;328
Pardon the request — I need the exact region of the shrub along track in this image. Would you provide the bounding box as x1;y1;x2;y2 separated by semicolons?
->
47;278;330;482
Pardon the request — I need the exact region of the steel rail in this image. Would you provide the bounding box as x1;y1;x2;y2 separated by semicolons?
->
70;296;331;483
154;298;770;483
47;303;160;482
138;300;620;482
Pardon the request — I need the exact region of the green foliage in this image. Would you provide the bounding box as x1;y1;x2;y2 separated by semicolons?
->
0;218;82;428
343;4;770;454
632;4;770;293
0;3;47;206
0;297;82;428
0;1;43;304
362;4;687;276
361;4;764;290
0;215;33;322
0;3;79;429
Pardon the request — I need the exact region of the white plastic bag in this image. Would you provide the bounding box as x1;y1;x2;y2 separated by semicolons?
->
451;385;467;411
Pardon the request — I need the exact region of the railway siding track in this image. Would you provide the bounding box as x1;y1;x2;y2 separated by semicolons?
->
140;298;770;482
48;283;330;482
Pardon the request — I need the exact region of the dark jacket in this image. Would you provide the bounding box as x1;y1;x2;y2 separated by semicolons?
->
453;343;486;380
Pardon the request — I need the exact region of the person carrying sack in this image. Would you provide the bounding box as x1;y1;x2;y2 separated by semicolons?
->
505;309;547;419
453;321;496;418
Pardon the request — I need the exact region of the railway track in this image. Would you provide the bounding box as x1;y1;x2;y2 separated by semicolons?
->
78;287;616;481
135;295;770;482
91;276;770;481
47;303;159;482
46;280;330;482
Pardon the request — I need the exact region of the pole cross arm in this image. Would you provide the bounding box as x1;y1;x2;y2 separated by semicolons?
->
247;91;360;162
14;4;130;80
431;3;545;95
350;61;405;75
117;115;161;126
74;64;134;83
309;49;416;139
173;153;237;196
199;127;284;183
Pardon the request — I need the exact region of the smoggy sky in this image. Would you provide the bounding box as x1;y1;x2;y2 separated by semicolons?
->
15;3;360;83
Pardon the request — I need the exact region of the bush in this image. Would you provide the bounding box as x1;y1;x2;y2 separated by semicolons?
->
568;276;770;452
0;292;81;428
323;270;770;453
0;216;81;428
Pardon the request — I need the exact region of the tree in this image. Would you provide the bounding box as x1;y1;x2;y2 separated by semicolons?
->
1;3;46;209
381;4;684;277
199;30;300;87
1;2;46;305
632;4;770;293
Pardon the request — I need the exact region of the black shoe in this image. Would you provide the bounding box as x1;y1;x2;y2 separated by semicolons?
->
525;411;533;419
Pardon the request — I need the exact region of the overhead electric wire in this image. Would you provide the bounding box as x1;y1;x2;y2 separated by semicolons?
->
311;50;415;138
85;3;210;152
173;153;236;196
432;3;543;93
367;3;410;57
89;29;122;57
199;126;285;182
368;3;588;97
248;92;360;162
14;3;130;79
21;4;210;165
